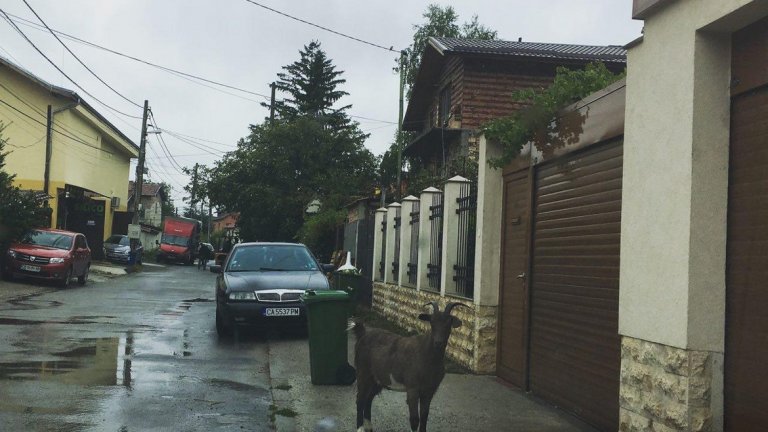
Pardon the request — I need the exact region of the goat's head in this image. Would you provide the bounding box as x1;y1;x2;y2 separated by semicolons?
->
419;301;470;348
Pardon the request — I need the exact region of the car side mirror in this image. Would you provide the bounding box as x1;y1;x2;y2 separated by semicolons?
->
321;263;335;273
210;265;222;274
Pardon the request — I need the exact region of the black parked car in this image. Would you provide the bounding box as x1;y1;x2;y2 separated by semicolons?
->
211;242;334;336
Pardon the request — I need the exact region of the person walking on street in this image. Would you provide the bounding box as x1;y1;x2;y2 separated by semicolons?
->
197;244;210;270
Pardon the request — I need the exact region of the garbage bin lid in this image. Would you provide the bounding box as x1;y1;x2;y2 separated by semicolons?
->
300;290;350;304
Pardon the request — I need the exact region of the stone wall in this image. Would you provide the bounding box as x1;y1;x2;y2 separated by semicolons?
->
372;282;497;374
619;336;721;432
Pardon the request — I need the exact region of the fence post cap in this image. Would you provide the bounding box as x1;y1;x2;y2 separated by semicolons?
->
386;202;402;208
445;175;470;183
401;195;419;201
421;186;442;193
375;207;388;213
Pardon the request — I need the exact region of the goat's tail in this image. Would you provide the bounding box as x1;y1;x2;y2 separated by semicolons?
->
347;318;366;338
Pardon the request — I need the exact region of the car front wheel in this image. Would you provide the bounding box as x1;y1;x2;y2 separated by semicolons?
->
59;267;72;288
216;307;232;338
78;265;89;285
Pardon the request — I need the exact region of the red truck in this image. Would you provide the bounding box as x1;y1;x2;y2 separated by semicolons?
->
156;216;202;265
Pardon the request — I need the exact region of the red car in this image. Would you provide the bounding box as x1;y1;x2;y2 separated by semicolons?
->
3;228;91;287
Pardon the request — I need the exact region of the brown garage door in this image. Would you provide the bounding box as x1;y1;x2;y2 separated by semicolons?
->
725;85;768;431
528;141;622;431
497;168;532;388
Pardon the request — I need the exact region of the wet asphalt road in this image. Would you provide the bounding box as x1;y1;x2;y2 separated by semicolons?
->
0;264;278;432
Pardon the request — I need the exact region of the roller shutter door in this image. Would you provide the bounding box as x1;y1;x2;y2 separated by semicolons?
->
528;141;622;431
725;86;768;431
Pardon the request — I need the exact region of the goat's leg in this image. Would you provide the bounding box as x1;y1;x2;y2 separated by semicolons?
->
356;396;366;431
417;393;433;432
356;386;377;432
363;388;377;431
407;389;420;432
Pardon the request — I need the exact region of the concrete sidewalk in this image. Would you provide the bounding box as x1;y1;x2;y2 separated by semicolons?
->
268;333;597;432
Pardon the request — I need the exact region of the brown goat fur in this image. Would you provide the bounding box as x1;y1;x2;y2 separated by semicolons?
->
353;302;468;432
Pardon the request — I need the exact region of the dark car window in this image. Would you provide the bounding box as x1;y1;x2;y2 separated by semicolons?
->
106;235;130;246
226;245;318;272
21;230;74;250
162;234;189;246
75;235;88;249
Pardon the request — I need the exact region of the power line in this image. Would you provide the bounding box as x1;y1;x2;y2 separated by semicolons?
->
20;0;142;109
0;80;99;142
0;96;115;154
148;110;186;173
3;11;271;100
242;0;399;53
0;9;142;119
157;128;236;148
3;11;403;126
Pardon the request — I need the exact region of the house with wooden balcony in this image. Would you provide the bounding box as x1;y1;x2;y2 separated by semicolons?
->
402;37;626;179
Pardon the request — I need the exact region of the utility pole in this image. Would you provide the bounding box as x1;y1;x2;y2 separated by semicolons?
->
131;100;150;253
395;50;407;201
43;105;52;198
190;163;199;211
270;82;276;123
207;202;212;241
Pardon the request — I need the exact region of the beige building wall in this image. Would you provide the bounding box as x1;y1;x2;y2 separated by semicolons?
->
0;62;137;242
620;0;768;430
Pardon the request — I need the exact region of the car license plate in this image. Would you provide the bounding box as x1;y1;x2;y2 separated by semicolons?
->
20;264;41;272
263;308;300;317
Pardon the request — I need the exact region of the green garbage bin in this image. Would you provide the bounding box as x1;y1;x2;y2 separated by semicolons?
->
301;290;356;385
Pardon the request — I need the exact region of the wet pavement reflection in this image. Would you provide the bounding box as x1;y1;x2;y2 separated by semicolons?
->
0;265;275;431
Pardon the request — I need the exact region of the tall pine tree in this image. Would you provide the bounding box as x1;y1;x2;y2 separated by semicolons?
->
270;41;352;130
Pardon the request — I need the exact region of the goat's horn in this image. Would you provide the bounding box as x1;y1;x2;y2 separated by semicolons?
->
444;302;471;315
423;301;439;314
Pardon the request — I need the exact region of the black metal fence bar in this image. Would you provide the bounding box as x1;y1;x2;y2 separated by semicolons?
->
426;193;443;291
378;217;387;281
392;208;401;281
452;182;477;298
406;201;420;287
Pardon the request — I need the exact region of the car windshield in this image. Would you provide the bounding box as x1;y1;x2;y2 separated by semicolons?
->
20;230;73;250
106;235;130;246
226;245;318;272
162;234;188;246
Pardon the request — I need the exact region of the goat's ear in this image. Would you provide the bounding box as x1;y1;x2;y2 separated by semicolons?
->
451;317;463;328
418;313;432;322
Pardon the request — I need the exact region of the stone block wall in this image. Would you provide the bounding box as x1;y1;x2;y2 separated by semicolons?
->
372;282;498;374
619;336;721;432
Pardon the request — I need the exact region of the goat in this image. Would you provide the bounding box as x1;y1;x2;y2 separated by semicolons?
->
352;301;469;432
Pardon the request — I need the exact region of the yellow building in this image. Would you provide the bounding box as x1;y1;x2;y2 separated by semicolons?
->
0;56;139;259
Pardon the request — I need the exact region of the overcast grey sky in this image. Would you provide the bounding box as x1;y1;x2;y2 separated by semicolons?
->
0;0;642;206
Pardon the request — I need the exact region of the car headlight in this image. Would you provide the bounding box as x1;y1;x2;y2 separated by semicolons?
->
50;257;65;264
7;250;16;258
228;292;256;301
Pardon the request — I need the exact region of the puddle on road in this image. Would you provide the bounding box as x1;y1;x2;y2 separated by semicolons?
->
0;317;97;326
5;296;63;311
208;378;258;392
0;337;123;386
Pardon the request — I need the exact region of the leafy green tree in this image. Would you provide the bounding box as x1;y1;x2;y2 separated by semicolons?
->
400;5;497;98
209;113;376;246
0;123;48;262
483;63;625;167
159;183;175;220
